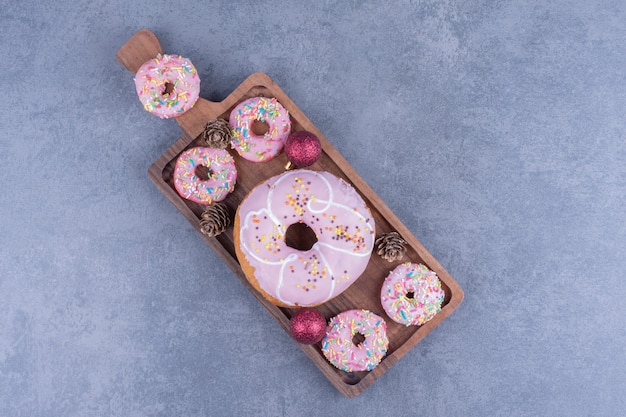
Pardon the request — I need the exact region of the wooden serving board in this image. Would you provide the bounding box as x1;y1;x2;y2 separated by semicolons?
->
117;29;463;398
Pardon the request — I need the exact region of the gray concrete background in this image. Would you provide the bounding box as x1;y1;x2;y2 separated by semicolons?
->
1;0;625;416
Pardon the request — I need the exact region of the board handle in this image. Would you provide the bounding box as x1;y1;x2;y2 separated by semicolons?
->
116;29;163;73
116;29;224;140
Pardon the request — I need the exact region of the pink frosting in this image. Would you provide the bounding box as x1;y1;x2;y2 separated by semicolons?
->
173;147;237;205
229;97;291;162
134;54;200;119
321;309;388;372
380;262;445;326
237;170;375;307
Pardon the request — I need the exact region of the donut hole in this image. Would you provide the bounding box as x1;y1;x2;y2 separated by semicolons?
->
162;81;175;97
405;291;415;300
251;119;270;136
195;165;213;181
285;222;317;251
352;332;366;346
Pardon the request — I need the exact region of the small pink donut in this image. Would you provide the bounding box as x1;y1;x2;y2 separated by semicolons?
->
229;97;291;162
321;309;389;372
380;262;445;326
134;54;200;119
173;147;237;205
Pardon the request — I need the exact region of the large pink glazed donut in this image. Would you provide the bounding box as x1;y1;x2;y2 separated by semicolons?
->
321;309;389;372
229;97;291;162
134;54;200;118
173;147;237;205
380;262;445;326
234;170;375;307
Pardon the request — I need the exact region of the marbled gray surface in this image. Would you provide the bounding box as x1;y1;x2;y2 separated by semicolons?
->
1;0;625;416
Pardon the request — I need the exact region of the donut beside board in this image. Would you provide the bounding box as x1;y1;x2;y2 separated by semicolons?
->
134;53;200;119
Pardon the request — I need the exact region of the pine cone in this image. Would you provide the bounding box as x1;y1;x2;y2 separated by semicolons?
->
201;118;231;149
375;232;408;262
199;202;231;237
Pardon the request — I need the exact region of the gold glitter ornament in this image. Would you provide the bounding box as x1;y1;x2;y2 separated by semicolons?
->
375;232;408;262
199;202;231;237
201;118;231;149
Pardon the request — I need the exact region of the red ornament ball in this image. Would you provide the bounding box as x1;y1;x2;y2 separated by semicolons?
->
289;308;327;344
285;131;322;167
